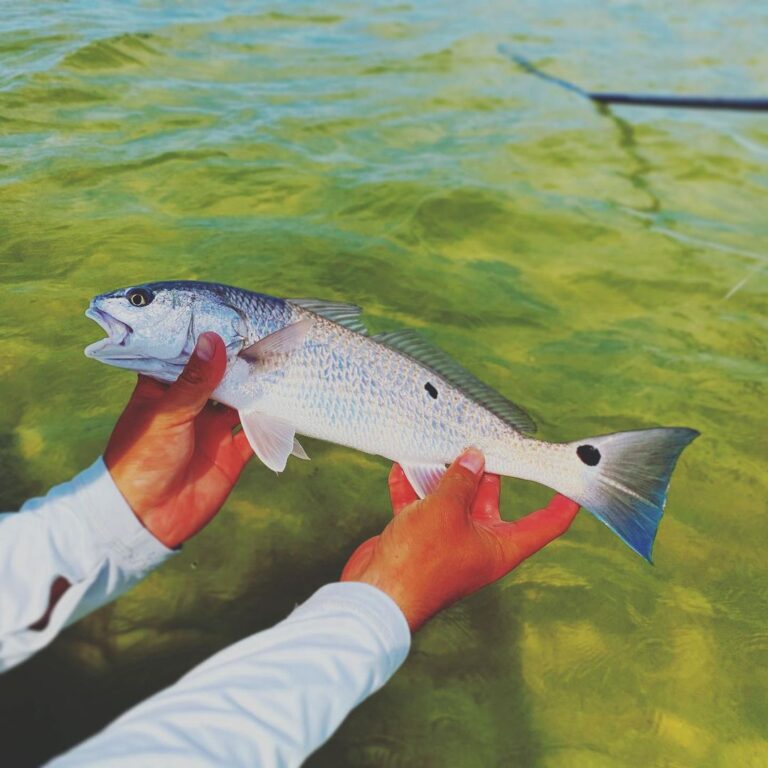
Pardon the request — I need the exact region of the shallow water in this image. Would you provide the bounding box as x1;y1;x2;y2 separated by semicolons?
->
1;1;767;766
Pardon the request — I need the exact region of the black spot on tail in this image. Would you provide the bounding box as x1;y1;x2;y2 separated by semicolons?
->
577;444;601;466
425;382;438;399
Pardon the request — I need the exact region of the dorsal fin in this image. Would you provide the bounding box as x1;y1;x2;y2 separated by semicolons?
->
287;298;368;336
373;329;537;434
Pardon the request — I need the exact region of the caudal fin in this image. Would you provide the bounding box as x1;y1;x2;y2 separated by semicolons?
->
567;427;699;562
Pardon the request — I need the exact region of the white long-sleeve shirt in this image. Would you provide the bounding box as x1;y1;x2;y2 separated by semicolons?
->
1;459;411;767
0;458;175;672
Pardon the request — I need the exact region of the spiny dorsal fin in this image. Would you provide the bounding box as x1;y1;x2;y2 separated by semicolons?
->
288;298;368;335
373;329;537;434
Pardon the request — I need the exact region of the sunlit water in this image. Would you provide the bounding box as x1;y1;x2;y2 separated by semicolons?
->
1;2;767;766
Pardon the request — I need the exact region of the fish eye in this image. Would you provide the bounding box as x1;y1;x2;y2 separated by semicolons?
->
126;287;154;308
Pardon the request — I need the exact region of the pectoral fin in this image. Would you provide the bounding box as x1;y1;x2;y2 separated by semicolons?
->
239;318;313;364
401;463;447;498
239;411;297;473
292;437;310;460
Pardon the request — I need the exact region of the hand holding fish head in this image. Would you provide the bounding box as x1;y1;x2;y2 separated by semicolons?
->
104;332;253;548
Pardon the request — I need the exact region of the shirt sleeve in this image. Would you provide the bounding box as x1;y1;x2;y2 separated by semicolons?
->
0;457;175;672
46;582;412;768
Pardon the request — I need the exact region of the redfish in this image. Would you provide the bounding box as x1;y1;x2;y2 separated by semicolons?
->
86;280;698;561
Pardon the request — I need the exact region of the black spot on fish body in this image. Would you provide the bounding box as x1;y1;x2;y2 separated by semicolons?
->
425;382;438;399
577;444;601;466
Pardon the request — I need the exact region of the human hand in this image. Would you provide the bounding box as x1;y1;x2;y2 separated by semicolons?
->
341;449;579;632
104;332;252;549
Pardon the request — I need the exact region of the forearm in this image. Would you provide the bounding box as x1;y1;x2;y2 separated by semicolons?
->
47;582;411;768
0;458;174;672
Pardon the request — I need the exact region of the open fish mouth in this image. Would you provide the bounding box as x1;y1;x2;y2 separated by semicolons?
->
84;307;134;358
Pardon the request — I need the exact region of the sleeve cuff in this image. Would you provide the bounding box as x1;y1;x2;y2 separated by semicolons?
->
291;582;411;676
74;457;176;572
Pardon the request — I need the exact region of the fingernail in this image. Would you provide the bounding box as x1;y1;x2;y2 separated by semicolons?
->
195;333;216;362
458;447;484;475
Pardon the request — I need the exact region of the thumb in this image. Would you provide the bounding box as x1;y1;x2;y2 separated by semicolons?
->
431;448;485;518
161;332;227;422
340;536;378;581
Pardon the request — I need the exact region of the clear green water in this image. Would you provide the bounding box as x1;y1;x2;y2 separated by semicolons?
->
1;2;767;766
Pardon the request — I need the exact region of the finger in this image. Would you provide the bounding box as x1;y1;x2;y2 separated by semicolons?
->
215;436;254;481
200;419;253;482
198;402;242;437
388;464;418;516
130;374;167;403
160;333;227;423
197;405;243;453
231;428;255;464
431;448;485;520
340;536;378;581
470;473;501;522
217;404;242;431
498;494;580;567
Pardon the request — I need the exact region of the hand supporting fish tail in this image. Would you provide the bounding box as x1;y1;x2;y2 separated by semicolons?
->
341;449;580;632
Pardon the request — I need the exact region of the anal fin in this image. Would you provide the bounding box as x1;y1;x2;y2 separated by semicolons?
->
401;463;446;498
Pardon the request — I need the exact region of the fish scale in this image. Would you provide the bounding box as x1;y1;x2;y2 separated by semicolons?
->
85;280;698;561
233;313;515;467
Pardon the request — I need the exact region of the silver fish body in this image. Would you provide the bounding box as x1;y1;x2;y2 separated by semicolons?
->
86;281;698;561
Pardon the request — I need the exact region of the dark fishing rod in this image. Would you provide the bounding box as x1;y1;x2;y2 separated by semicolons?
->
500;46;768;113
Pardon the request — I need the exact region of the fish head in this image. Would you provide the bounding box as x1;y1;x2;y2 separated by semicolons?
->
85;281;246;381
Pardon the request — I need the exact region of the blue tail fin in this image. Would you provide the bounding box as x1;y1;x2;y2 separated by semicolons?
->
569;427;699;562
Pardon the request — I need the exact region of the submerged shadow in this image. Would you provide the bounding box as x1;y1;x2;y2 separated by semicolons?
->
595;102;661;215
0;533;357;767
0;431;40;512
306;583;540;767
1;473;542;768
